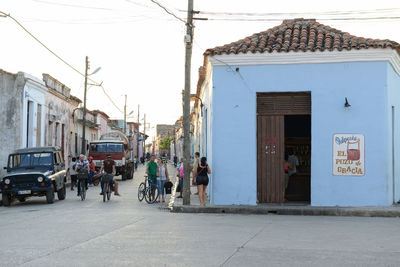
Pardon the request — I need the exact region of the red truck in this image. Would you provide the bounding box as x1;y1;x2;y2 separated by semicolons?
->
89;131;134;180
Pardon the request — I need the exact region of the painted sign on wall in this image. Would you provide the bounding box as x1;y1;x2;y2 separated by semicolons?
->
333;134;365;176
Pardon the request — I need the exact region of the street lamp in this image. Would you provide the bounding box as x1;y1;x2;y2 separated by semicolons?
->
81;56;101;155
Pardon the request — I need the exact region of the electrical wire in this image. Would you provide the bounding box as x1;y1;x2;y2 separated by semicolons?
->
32;0;117;11
0;10;123;114
193;40;254;93
149;0;187;24
99;85;124;113
176;7;400;17
125;0;154;9
0;11;86;78
175;7;400;23
205;16;400;22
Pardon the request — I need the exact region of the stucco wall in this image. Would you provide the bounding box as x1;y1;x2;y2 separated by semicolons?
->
210;61;391;206
387;64;400;204
23;76;47;148
0;72;23;178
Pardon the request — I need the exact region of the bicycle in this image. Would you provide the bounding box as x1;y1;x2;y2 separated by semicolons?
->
137;175;159;204
77;167;88;201
101;174;113;202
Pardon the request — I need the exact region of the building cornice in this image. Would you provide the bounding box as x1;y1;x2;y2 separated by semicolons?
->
209;49;400;76
25;77;47;94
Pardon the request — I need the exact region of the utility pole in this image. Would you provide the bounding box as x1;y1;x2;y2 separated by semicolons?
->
124;94;127;135
137;104;140;158
81;56;89;155
182;0;194;205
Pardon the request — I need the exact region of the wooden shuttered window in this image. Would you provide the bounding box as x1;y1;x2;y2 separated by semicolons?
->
257;92;311;115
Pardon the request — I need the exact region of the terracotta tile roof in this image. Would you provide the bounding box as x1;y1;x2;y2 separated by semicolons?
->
205;18;399;56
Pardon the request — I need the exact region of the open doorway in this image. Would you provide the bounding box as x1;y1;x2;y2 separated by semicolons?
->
284;115;311;202
257;92;311;204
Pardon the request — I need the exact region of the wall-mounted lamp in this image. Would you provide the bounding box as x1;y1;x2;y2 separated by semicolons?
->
344;97;351;109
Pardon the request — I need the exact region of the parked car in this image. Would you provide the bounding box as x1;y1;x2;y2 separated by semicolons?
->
0;146;67;206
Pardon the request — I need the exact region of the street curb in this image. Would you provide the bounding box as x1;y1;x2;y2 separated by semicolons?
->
170;205;400;218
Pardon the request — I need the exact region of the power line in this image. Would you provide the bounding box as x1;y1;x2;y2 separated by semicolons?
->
32;0;117;11
176;7;400;17
149;0;187;24
0;11;86;78
100;85;124;113
204;16;400;22
0;10;123;114
125;0;154;9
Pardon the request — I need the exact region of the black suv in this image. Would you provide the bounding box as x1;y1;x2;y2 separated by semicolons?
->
1;147;67;206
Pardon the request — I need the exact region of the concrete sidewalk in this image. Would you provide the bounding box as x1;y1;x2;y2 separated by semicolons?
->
170;185;400;217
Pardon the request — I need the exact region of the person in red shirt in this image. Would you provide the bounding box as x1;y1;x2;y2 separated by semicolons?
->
88;156;96;185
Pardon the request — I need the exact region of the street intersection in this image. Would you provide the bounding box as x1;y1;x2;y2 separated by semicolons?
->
0;164;399;267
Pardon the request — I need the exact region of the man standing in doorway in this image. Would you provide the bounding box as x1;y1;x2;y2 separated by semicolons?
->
288;149;299;177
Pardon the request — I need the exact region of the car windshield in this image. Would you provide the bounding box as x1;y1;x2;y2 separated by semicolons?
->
9;153;53;168
90;143;123;153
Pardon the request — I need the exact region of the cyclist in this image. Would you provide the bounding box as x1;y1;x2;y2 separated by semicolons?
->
146;154;158;201
99;154;120;196
74;154;89;196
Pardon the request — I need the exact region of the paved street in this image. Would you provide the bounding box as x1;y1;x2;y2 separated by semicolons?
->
0;164;399;267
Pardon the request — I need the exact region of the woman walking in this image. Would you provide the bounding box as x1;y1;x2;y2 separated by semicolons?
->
193;157;211;206
157;157;169;203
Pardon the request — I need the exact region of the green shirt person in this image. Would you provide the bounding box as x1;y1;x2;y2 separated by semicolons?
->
146;155;159;180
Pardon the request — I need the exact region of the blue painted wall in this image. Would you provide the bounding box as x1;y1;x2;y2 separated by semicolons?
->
209;61;396;206
387;64;400;204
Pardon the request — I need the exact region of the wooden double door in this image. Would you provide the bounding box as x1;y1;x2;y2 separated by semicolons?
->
257;93;311;203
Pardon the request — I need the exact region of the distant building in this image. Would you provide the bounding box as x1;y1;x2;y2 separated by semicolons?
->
43;73;81;161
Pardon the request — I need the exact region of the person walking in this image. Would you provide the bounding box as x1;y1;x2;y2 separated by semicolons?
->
193;157;211;206
134;156;138;170
177;158;184;198
69;156;77;191
146;155;158;201
157;157;169;203
192;152;200;195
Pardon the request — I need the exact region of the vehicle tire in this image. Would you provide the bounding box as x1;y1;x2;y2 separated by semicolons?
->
103;183;107;202
129;167;134;179
18;197;26;202
121;171;127;181
137;182;145;202
80;180;86;201
144;185;159;204
107;184;111;201
2;193;11;206
57;183;66;200
46;187;55;204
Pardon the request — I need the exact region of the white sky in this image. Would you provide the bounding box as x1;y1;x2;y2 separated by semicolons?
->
1;0;399;138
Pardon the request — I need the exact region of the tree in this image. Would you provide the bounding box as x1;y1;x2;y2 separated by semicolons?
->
159;136;173;150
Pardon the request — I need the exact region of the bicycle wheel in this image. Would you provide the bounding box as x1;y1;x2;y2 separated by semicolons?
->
80;180;86;201
137;182;145;202
107;183;111;201
144;184;159;204
103;183;107;202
